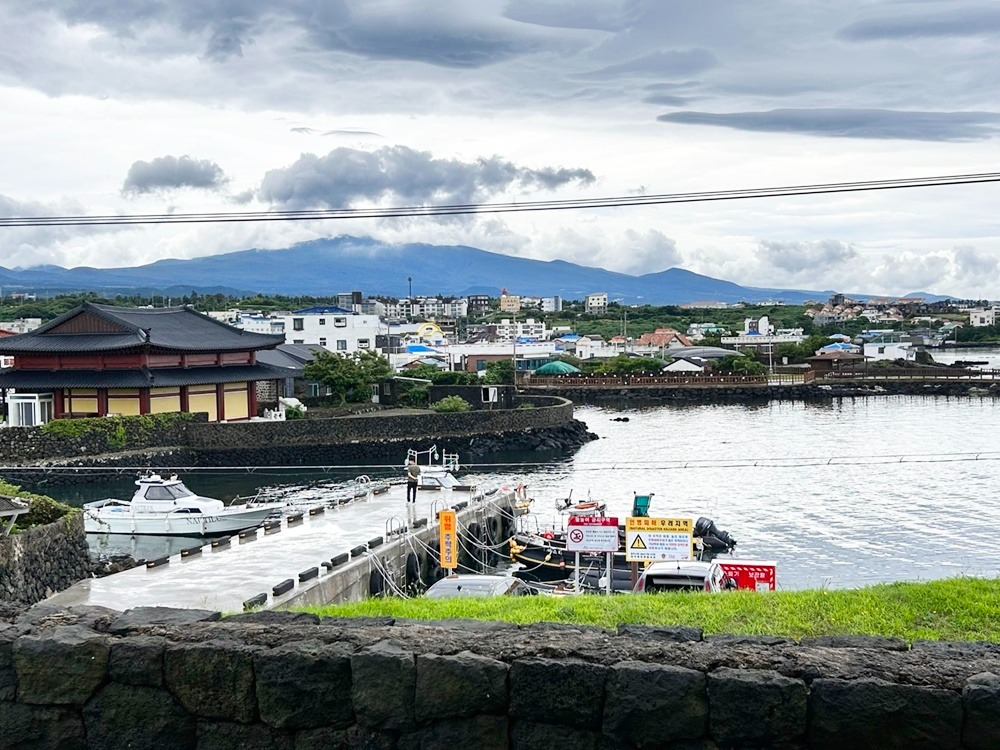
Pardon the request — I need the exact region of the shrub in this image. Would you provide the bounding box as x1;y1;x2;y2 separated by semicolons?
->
41;412;199;450
430;396;472;413
284;405;306;420
0;480;76;533
516;402;536;409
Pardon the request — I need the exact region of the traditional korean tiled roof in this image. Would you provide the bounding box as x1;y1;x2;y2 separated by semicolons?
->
0;364;286;389
0;495;29;516
0;303;284;354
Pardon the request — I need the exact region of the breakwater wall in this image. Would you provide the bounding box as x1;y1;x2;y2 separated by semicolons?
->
527;380;1000;404
0;514;90;606
3;606;1000;749
1;397;594;489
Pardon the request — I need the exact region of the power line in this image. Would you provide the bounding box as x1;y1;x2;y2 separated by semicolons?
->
5;450;1000;475
2;171;998;228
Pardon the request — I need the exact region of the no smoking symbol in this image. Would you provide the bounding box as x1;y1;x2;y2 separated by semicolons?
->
569;529;584;543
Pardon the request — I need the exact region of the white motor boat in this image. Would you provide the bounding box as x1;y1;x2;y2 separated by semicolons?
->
83;472;282;536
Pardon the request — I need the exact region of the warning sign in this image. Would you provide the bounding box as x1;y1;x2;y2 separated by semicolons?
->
439;510;458;569
625;516;692;562
566;516;619;553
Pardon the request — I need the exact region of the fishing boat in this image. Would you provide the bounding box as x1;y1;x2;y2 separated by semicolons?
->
83;472;282;536
509;492;736;591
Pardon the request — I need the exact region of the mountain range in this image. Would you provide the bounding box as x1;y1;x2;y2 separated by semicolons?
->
0;236;949;305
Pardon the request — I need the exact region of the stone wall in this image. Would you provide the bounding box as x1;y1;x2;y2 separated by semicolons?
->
0;514;90;606
2;605;1000;749
0;415;204;465
0;398;588;488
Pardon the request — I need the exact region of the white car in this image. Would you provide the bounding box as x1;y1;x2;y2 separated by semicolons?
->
425;575;532;599
631;561;712;593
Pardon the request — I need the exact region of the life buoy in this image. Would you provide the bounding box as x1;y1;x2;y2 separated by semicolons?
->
542;530;555;540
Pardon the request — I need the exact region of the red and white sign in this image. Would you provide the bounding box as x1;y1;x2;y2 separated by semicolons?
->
566;516;619;553
707;560;777;592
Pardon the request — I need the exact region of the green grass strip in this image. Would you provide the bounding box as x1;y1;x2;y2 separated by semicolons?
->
299;577;1000;642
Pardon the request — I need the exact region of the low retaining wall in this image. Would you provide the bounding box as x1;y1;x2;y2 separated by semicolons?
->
0;514;90;605
2;606;999;749
0;398;591;488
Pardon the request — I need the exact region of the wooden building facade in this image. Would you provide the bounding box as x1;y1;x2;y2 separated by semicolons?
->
0;303;285;425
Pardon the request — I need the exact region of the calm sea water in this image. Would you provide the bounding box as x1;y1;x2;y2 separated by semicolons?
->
47;347;1000;591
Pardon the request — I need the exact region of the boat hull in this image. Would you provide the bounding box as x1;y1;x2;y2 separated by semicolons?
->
84;506;278;536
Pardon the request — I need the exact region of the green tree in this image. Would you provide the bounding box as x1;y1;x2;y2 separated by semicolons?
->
303;350;392;405
483;358;514;385
713;354;766;375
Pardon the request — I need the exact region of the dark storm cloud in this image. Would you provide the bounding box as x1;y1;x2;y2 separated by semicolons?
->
657;109;1000;141
121;155;228;196
839;6;1000;41
571;49;717;80
257;146;595;209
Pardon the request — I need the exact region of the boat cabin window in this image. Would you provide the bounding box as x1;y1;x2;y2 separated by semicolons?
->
143;484;195;501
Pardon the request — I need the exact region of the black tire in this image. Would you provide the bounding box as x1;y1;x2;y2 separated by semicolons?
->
368;568;386;597
405;552;421;587
468;523;483;570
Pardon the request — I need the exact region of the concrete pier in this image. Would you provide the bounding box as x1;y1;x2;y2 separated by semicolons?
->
45;482;517;612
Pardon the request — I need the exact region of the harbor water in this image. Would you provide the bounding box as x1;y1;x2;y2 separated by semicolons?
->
46;359;1000;592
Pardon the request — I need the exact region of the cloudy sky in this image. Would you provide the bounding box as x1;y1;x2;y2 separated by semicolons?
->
1;0;999;298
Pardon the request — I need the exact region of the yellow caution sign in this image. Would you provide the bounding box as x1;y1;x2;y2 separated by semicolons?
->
625;516;693;562
439;510;458;569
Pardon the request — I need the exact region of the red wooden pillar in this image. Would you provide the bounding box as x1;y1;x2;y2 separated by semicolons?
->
139;388;151;415
248;381;257;418
53;389;65;419
216;383;225;422
180;385;189;413
97;389;109;417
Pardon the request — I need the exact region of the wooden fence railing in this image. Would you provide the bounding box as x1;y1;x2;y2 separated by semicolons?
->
521;368;1000;388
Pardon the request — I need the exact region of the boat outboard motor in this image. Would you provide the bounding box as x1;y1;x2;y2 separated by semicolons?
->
695;516;737;550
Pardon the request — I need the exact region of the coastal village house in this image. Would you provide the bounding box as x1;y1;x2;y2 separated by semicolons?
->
0;303;284;426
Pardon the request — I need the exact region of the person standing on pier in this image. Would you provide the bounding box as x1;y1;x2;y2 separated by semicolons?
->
405;459;421;503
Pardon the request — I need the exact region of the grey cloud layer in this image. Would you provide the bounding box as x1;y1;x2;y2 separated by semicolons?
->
658;109;1000;141
257;146;595;209
122;156;228;196
839;6;1000;40
3;1;999;143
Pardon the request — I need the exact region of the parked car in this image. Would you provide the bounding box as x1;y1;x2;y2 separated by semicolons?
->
632;561;711;593
425;574;532;599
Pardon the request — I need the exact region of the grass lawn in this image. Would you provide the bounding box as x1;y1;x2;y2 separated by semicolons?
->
299;576;1000;643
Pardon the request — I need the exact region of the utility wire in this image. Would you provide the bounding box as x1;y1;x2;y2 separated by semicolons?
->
1;171;998;227
6;450;1000;475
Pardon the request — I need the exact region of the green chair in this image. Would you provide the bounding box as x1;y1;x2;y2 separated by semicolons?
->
632;493;653;517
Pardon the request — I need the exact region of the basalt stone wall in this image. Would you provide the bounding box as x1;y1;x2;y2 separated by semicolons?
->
3;606;1000;749
0;514;90;606
530;381;1000;404
185;396;575;452
0;416;205;466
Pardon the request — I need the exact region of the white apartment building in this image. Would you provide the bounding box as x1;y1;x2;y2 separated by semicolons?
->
280;306;383;354
541;296;562;313
721;315;806;349
969;308;998;327
584;293;608;315
382;297;468;320
494;318;548;342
